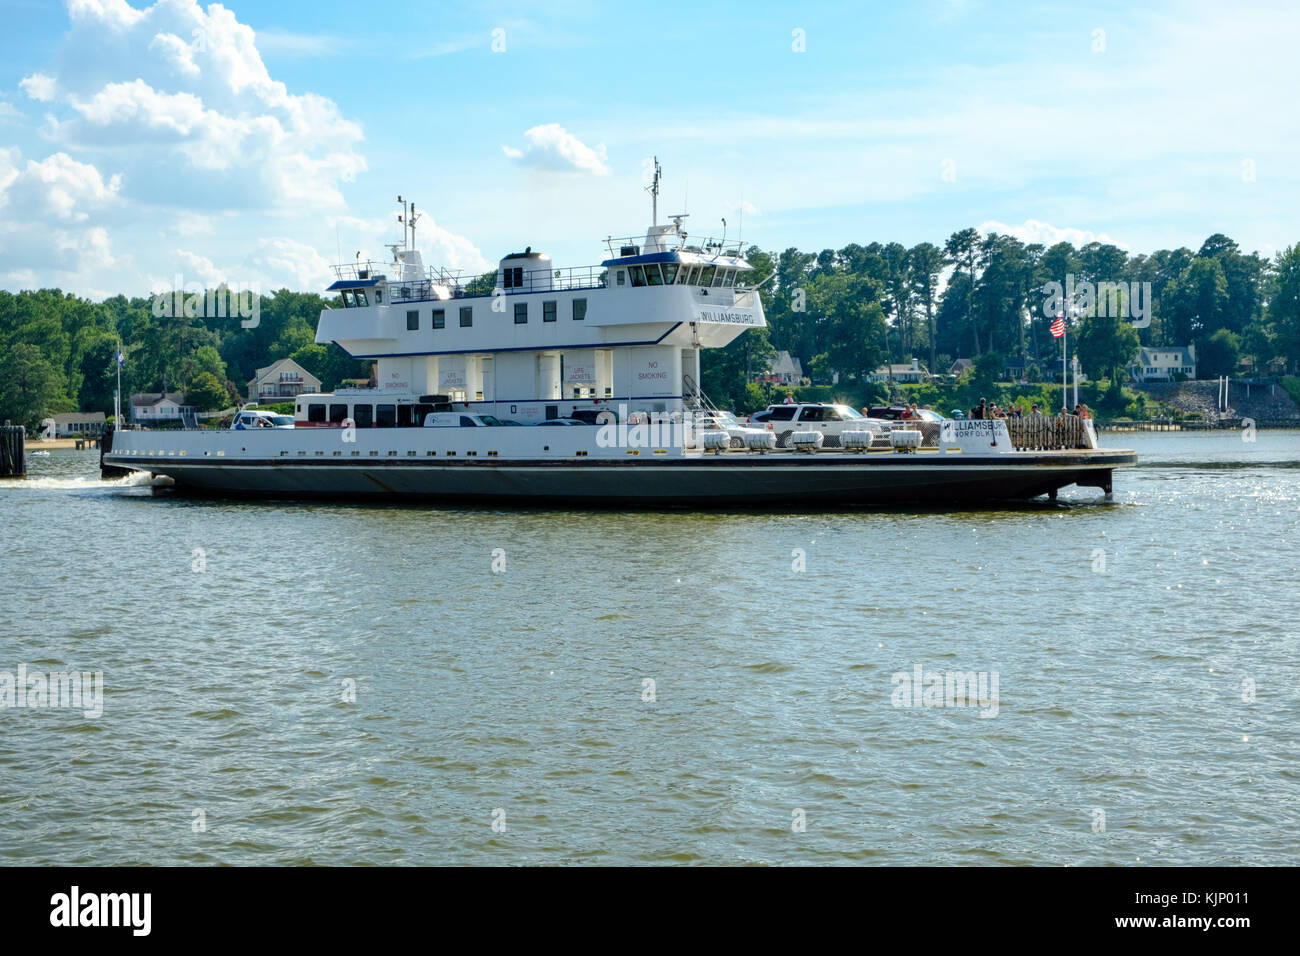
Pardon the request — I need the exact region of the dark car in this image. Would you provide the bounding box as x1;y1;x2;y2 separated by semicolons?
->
866;405;911;420
567;408;618;425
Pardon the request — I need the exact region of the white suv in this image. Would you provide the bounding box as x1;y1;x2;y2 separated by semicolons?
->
747;403;880;448
693;411;768;449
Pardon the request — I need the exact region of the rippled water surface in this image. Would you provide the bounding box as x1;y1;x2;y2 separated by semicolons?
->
2;432;1297;865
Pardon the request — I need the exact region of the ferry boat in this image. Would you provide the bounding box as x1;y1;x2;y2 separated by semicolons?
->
101;166;1136;505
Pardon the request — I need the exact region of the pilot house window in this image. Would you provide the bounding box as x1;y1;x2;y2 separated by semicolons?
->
503;267;524;290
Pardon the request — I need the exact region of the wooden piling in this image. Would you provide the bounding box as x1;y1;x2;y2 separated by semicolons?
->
1;422;25;477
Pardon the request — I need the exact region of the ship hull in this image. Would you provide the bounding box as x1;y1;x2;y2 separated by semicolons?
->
102;449;1136;506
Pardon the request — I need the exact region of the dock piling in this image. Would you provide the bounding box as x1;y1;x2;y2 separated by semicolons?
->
1;422;25;478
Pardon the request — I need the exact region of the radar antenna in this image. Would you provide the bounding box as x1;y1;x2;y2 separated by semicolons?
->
644;157;662;227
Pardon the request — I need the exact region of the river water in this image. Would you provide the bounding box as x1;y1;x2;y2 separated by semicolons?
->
1;431;1296;865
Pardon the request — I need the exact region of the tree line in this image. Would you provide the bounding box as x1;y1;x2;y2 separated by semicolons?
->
3;230;1298;431
703;231;1300;411
0;289;367;431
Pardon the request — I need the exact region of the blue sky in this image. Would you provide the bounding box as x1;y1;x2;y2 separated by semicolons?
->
2;0;1297;298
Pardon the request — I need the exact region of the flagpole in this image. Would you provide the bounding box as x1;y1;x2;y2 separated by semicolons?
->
1062;316;1068;413
115;341;122;429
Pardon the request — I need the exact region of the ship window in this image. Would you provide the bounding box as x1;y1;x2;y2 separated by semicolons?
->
712;269;726;287
686;267;700;285
460;306;473;327
676;266;689;284
376;404;396;427
397;405;412;427
616;270;625;286
502;266;524;290
432;309;445;329
407;309;419;330
661;263;678;283
722;270;735;288
514;302;528;324
355;291;369;306
341;290;355;308
698;265;715;286
543;300;557;322
308;403;327;423
645;264;664;286
354;404;373;428
572;298;587;320
629;265;646;287
460;416;477;427
329;404;348;423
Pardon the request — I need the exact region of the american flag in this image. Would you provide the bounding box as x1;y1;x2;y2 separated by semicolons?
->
1050;316;1066;338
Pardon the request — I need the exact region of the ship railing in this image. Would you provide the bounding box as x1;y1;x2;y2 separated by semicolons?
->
603;235;748;260
1003;414;1093;450
331;260;389;281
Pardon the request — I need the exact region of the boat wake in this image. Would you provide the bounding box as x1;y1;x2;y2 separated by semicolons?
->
5;472;154;492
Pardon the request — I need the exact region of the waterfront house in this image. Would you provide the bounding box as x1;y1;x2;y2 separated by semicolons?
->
754;350;804;386
52;411;105;438
130;392;193;423
949;358;974;378
1128;346;1196;383
247;358;321;403
869;359;928;384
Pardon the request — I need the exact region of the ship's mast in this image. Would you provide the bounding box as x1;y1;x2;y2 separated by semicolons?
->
645;157;661;227
396;195;422;251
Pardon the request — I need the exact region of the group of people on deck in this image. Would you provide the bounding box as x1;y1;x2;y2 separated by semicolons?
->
969;398;1091;421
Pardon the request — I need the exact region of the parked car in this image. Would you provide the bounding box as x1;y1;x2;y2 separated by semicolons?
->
231;408;294;429
534;418;588;426
694;411;768;448
747;403;880;448
567;408;618;425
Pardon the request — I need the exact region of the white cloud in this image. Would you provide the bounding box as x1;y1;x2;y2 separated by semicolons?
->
29;0;365;211
0;150;122;222
19;73;57;102
503;124;610;175
330;214;491;276
245;237;333;291
977;219;1126;250
174;248;225;285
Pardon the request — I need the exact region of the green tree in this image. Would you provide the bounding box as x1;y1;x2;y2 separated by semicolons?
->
1075;310;1140;382
1267;245;1300;371
0;343;70;430
185;371;229;412
908;242;943;376
1198;328;1242;377
944;228;980;353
